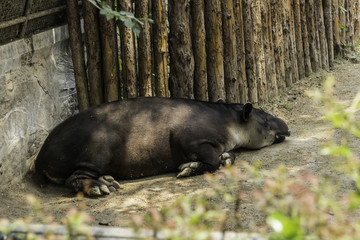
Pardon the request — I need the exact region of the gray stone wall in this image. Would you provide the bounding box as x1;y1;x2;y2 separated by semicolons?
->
0;25;77;188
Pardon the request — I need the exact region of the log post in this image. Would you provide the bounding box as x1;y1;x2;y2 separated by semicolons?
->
66;0;90;111
119;0;137;98
191;0;208;101
152;0;169;98
234;0;248;103
99;0;120;102
306;0;320;72
270;0;286;91
252;0;267;105
221;0;240;103
317;0;329;69
323;0;334;66
168;0;194;99
282;0;293;86
293;0;305;79
333;0;342;56
204;0;226;102
83;0;103;105
242;0;258;105
135;0;152;97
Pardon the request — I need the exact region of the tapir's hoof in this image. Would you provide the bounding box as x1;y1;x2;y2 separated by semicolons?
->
78;175;121;197
177;162;202;178
219;152;235;166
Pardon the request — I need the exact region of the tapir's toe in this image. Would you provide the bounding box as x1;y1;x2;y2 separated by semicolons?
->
66;174;121;197
177;162;204;178
219;151;236;166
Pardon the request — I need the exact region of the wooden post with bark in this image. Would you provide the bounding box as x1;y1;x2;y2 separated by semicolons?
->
293;0;305;79
168;0;194;99
66;0;90;111
306;0;320;72
119;0;137;98
233;0;248;103
316;0;329;69
221;0;240;103
191;0;208;101
261;0;277;98
323;0;334;66
99;0;120;102
271;0;286;91
242;0;258;105
83;0;103;106
204;0;226;102
152;0;169;98
136;0;152;97
252;0;267;105
300;0;312;75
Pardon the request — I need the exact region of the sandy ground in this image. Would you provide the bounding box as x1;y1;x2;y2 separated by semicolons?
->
1;59;360;231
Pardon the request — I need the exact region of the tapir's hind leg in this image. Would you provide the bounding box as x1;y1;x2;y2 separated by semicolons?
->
65;171;121;196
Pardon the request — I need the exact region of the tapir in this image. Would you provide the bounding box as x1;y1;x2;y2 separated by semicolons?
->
35;97;290;196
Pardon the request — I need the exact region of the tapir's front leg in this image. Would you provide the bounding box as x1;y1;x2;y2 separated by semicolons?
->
176;148;236;178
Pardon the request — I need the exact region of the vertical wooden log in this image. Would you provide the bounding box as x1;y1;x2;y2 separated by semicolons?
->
66;0;90;111
261;0;277;98
306;0;320;72
119;0;137;98
333;0;342;55
152;0;169;98
136;0;152;97
354;0;360;38
221;0;240;103
293;0;305;79
234;0;248;103
339;0;346;44
242;0;258;105
314;5;323;69
168;0;194;99
323;0;334;66
204;0;226;102
99;0;119;102
317;0;329;69
288;0;299;82
252;0;267;105
300;0;312;75
83;0;103;105
282;0;294;86
270;0;286;91
191;0;208;101
347;0;354;45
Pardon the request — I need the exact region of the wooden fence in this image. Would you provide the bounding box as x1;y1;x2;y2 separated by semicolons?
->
66;0;360;111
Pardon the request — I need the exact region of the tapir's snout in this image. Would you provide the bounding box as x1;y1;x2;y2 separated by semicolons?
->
274;130;290;143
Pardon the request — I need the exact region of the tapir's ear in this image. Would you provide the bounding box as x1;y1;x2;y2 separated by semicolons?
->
216;98;225;103
242;102;253;121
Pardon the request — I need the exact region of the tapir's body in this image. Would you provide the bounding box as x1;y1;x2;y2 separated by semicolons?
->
35;97;290;196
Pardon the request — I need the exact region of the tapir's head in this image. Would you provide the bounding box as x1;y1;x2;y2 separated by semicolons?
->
233;103;290;149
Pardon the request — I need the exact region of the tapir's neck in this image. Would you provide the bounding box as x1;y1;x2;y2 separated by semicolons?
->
225;124;249;151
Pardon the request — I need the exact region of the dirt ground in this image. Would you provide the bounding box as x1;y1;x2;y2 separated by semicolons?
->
1;58;360;231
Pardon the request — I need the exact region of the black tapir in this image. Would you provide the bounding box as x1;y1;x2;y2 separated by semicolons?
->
35;97;290;196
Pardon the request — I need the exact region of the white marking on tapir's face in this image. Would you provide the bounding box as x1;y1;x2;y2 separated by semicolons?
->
226;115;278;150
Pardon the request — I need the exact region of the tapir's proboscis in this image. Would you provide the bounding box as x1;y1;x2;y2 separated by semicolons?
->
35;97;290;196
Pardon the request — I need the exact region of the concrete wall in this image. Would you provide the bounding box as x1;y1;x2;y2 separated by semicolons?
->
0;25;77;188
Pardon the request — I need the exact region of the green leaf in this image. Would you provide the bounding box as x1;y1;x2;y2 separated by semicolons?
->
132;25;141;37
267;212;303;240
124;18;135;29
349;191;360;210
